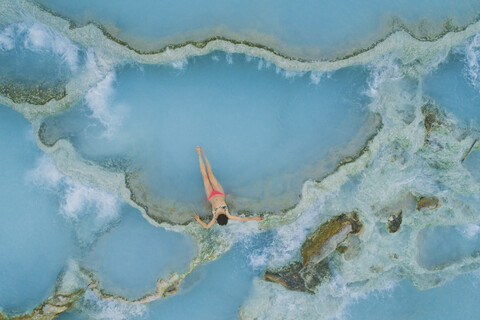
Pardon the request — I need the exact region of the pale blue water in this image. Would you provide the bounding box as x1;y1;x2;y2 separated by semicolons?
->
1;1;480;320
463;149;480;181
0;22;82;89
85;207;196;300
0;105;196;314
417;225;480;269
0;105;74;315
39;54;375;221
345;272;480;320
143;235;269;320
34;0;480;58
424;48;480;127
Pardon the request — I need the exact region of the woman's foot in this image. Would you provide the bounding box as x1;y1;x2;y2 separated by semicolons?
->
195;146;203;155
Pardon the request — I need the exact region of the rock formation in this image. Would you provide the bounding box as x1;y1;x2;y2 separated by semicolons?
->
416;196;441;211
264;212;363;293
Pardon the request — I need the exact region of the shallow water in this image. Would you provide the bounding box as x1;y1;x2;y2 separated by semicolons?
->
142;235;268;320
463;149;480;181
0;105;74;315
84;206;196;300
345;272;480;320
424;43;480;127
39;54;376;223
33;0;480;59
417;224;480;269
1;1;480;320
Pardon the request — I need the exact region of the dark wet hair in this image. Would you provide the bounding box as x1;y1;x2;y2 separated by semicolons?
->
216;213;228;226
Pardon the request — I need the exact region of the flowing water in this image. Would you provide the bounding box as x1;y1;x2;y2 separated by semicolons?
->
1;0;480;319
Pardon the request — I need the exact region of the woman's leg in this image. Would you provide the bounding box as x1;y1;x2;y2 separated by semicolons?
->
196;147;213;198
201;149;224;193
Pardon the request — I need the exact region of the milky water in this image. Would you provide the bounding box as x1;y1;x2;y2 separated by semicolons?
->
0;106;195;315
38;54;376;224
345;272;480;320
85;207;196;300
424;44;480;126
464;149;480;181
33;0;480;59
0;105;74;315
1;1;480;320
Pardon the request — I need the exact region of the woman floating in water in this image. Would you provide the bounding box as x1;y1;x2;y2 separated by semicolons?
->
194;146;262;228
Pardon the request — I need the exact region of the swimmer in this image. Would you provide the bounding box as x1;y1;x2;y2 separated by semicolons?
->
194;146;263;228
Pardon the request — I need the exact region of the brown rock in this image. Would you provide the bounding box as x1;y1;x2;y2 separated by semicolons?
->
301;212;363;266
263;212;362;293
387;210;403;233
7;290;84;320
416;197;441;211
421;104;444;135
341;234;361;261
264;262;309;293
264;261;331;294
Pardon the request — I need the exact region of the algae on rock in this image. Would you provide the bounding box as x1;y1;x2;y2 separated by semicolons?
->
264;212;363;293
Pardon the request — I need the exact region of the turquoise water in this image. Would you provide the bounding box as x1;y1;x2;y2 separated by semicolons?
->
143;235;268;320
0;105;74;315
0;106;196;315
0;22;80;86
33;0;480;58
1;1;480;320
424;43;480;127
39;54;375;223
417;224;480;269
464;149;480;181
345;272;480;319
85;207;196;300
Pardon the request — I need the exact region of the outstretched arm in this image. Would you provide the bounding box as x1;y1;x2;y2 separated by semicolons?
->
228;215;263;221
225;208;262;221
194;213;216;229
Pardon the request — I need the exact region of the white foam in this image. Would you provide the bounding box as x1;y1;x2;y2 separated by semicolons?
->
171;58;188;70
459;224;480;239
364;54;403;102
3;2;480;317
0;24;15;50
225;52;233;64
0;21;80;71
464;33;480;88
84;71;124;138
80;290;146;320
28;154;121;223
275;66;305;79
85;48;110;78
21;22;80;71
27;154;63;190
258;197;328;267
309;71;324;85
61;179;121;222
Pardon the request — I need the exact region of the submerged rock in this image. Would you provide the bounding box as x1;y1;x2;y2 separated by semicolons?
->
3;289;84;320
421;104;445;135
264;261;331;294
301;212;363;266
339;234;361;260
387;210;403;233
416;196;441;211
0;82;66;105
264;212;362;293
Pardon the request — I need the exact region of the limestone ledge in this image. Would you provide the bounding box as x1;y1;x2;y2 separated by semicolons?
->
0;290;84;320
264;212;363;293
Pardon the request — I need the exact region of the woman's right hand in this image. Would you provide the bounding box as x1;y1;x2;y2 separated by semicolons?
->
194;213;200;221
